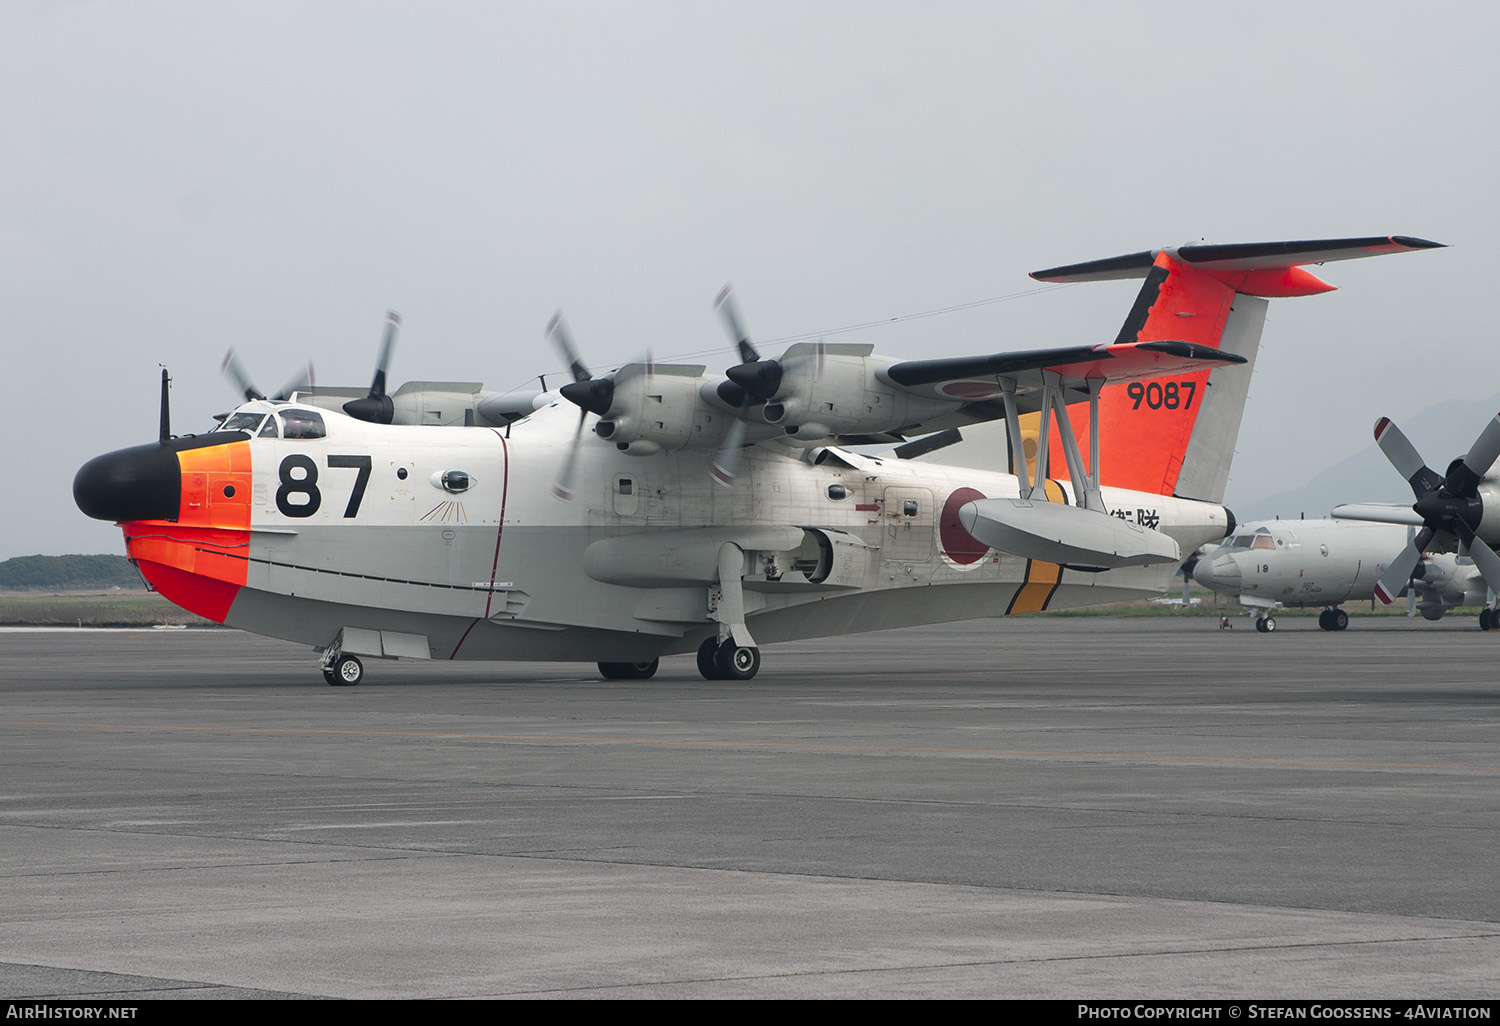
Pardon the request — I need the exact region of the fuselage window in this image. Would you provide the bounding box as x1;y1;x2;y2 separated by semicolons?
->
279;409;326;440
617;478;633;495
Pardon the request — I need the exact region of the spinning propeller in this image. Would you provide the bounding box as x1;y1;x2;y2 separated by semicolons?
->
220;351;314;404
547;311;599;501
340;312;402;424
711;284;773;485
1371;413;1500;604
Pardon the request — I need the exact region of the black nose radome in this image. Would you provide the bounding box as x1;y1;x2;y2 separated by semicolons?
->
74;442;182;522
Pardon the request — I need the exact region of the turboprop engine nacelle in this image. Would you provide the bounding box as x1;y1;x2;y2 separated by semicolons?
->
1473;478;1500;542
594;364;710;455
757;343;955;442
958;498;1182;571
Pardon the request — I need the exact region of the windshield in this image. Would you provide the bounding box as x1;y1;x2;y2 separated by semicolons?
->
218;411;266;433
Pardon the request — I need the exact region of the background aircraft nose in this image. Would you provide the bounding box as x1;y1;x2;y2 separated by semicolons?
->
1193;552;1241;591
73;442;182;522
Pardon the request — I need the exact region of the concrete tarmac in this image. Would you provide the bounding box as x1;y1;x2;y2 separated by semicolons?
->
1;615;1497;999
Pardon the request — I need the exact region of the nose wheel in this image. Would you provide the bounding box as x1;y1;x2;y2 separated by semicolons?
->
696;636;761;680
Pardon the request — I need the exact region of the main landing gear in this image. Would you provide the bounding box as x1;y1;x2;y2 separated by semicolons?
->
1480;608;1498;631
696;636;761;680
323;653;364;686
1318;608;1349;631
597;660;660;679
1254;616;1277;633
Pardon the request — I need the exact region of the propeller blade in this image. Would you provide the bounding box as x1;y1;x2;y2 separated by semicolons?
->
713;283;759;364
1465;533;1500;600
1374;417;1442;497
711;415;749;487
370;311;400;400
1450;412;1500;497
221;349;265;402
551;411;587;502
547;311;592;384
271;362;315;402
1373;541;1424;606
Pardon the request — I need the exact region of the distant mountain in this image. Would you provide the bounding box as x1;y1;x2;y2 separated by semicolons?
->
0;554;143;591
1234;393;1500;523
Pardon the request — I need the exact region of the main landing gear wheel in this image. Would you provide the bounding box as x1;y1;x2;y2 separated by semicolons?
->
1255;616;1277;633
325;654;363;686
696;637;721;679
714;641;761;680
597;659;659;680
1319;609;1349;631
1481;609;1496;631
696;637;761;680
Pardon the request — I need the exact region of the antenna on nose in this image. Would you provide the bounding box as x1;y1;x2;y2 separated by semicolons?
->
159;367;171;443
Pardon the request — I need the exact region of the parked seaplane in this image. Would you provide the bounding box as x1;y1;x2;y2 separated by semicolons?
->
74;236;1441;683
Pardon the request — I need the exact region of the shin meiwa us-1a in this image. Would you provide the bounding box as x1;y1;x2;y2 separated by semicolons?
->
75;236;1440;684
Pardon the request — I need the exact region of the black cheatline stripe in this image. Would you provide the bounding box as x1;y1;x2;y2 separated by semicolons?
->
197;548;492;592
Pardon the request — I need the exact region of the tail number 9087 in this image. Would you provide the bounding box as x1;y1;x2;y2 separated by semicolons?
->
1126;380;1196;411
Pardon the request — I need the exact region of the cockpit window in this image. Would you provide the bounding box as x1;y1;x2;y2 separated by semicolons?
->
1251;535;1276;551
279;409;326;440
219;411;265;434
259;417;279;438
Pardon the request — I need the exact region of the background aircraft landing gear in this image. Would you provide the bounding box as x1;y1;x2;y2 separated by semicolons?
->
597;660;659;680
1318;609;1349;631
324;654;363;686
696;637;761;680
1255;616;1276;633
1481;608;1496;631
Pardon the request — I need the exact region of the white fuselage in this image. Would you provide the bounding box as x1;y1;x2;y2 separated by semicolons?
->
189;400;1232;663
1193;518;1486;616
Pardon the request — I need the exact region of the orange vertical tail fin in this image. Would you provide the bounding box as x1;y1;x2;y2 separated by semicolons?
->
1026;236;1443;501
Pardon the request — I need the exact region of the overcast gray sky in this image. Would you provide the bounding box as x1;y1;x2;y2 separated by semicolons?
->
4;1;1494;558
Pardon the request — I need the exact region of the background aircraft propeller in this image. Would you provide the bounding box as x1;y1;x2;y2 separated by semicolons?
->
1371;414;1500;604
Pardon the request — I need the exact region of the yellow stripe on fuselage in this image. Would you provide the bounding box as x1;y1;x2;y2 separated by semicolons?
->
1005;479;1066;614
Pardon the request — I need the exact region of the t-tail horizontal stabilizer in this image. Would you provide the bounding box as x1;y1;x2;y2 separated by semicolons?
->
1021;235;1446;503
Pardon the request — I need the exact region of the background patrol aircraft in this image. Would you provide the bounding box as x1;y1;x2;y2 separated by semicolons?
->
1191;518;1488;632
74;236;1440;684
